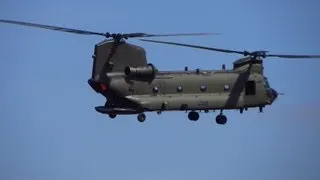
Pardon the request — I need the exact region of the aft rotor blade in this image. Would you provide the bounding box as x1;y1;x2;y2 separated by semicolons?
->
0;19;107;37
140;39;245;54
0;19;220;40
266;54;320;58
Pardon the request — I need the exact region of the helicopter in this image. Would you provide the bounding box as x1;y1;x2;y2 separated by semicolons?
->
1;19;320;125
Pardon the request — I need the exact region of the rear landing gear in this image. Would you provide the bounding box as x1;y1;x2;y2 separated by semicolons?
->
137;113;146;122
216;114;227;125
188;111;199;121
108;113;117;119
216;111;227;125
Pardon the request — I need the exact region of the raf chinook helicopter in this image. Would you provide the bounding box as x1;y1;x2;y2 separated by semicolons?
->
1;19;320;125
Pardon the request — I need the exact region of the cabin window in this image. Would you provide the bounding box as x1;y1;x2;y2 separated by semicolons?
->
200;85;207;92
245;81;256;95
152;86;159;93
224;85;230;91
177;85;183;92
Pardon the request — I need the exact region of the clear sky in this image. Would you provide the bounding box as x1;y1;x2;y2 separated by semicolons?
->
1;0;320;179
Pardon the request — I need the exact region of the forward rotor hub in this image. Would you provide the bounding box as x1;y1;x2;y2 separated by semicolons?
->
104;33;127;40
243;51;267;58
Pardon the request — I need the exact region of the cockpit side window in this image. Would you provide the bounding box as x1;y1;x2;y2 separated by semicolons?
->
264;77;271;89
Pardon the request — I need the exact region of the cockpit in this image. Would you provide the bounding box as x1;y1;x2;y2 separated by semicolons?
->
264;77;271;89
263;76;278;103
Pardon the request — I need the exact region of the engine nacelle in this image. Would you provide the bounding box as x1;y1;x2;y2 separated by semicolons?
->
124;63;157;79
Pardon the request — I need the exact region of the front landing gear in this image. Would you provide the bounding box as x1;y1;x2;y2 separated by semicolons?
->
137;113;146;122
216;111;227;125
108;113;117;119
188;111;199;121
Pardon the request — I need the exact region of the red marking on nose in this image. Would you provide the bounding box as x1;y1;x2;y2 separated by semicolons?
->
100;84;107;91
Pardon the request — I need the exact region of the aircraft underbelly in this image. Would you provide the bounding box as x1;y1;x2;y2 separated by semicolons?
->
126;93;244;110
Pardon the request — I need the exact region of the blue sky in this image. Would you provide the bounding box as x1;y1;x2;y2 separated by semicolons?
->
1;0;320;179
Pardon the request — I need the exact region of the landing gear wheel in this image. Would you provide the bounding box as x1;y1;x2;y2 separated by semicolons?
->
188;111;199;121
109;113;117;119
216;114;227;125
137;113;146;122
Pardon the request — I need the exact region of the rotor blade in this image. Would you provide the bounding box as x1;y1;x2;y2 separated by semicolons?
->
266;54;320;58
0;19;106;37
138;32;221;37
0;19;221;40
140;39;245;54
122;32;220;39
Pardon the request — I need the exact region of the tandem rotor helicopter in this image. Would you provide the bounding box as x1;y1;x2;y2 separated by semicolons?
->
1;19;320;125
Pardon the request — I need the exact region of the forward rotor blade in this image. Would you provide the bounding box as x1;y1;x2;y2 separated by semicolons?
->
266;54;320;58
0;19;106;37
138;32;221;38
141;39;320;59
140;39;244;54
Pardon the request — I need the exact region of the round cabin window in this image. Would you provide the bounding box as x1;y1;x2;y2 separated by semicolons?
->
152;86;159;93
224;85;230;91
200;85;207;92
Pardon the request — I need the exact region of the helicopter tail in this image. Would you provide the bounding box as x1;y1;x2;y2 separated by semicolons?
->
91;40;148;82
